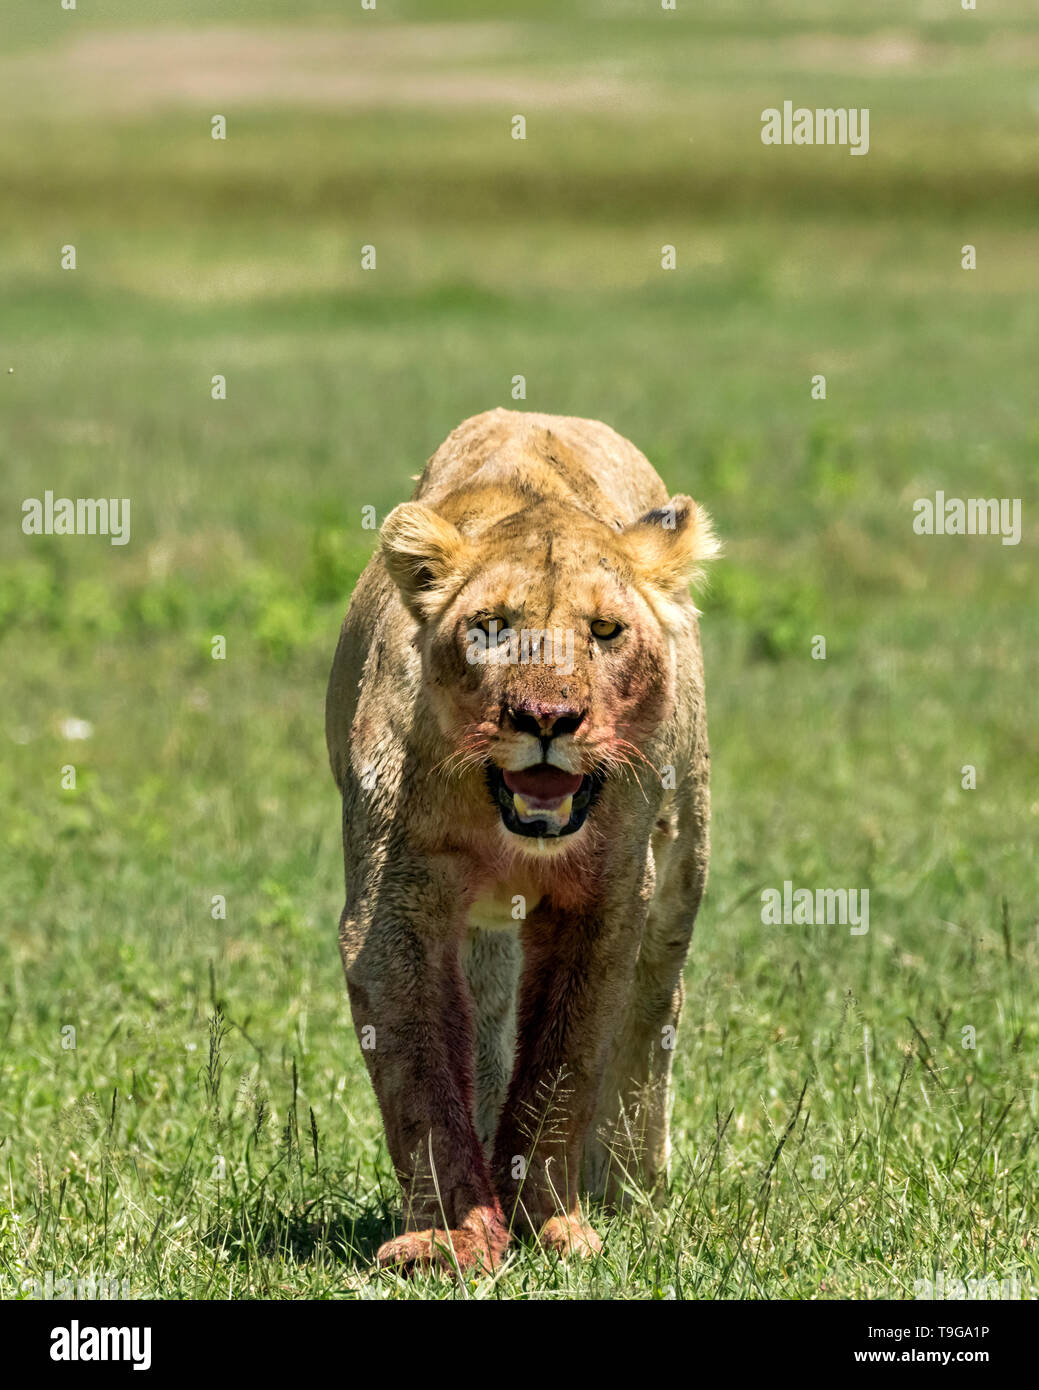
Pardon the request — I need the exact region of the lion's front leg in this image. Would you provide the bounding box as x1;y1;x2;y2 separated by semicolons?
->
462;928;521;1157
490;900;641;1258
340;885;509;1276
585;816;708;1204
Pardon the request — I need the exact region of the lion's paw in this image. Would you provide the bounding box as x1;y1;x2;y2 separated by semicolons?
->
538;1214;603;1259
377;1214;507;1277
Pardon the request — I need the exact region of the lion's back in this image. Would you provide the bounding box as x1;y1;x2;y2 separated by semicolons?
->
414;408;669;528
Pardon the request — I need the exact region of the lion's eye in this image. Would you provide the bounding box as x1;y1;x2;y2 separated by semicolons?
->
590;619;623;641
475;617;510;643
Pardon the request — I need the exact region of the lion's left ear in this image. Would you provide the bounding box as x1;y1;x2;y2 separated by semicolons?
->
620;495;720;595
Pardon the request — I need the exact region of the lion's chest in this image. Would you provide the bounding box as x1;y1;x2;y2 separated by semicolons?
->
466;871;543;934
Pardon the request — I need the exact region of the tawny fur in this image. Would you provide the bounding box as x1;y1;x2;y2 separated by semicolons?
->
326;409;716;1273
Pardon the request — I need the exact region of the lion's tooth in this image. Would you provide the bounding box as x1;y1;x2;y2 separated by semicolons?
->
513;791;573;823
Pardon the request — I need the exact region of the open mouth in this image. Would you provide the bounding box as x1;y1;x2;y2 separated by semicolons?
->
485;763;603;839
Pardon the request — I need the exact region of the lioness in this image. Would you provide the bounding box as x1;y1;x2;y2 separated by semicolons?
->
326;408;718;1273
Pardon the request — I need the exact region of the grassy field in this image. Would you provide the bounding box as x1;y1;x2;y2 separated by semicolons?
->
1;0;1036;1299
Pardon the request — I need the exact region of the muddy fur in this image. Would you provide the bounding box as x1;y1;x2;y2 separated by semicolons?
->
326;408;716;1273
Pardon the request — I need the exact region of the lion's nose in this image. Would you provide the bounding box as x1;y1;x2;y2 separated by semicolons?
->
505;703;585;740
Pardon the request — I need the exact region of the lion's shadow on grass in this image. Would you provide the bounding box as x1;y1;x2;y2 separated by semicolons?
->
210;1189;397;1273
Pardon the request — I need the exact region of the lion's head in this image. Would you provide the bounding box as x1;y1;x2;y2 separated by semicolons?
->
380;492;718;854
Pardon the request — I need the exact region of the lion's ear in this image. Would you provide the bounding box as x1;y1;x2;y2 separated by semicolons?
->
380;502;473;621
621;494;720;596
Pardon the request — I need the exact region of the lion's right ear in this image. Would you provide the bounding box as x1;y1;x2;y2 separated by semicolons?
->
380;502;473;621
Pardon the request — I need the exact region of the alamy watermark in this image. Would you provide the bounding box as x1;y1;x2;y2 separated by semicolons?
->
17;1273;134;1301
761;101;870;156
912;492;1021;546
466;623;575;676
914;1270;1033;1300
761;880;869;935
50;1321;151;1371
21;490;130;546
17;1270;132;1299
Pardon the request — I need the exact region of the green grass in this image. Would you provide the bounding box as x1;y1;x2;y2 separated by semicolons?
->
0;1;1036;1299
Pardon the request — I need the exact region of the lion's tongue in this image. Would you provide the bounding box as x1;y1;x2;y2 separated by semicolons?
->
503;768;583;824
504;768;582;802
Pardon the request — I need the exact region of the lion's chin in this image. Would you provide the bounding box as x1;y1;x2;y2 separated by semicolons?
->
501;819;589;858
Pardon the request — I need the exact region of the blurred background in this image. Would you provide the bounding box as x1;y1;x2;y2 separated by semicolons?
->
1;0;1036;1298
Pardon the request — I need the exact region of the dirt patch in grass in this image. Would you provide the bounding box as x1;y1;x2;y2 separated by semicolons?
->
0;23;637;117
6;22;1038;119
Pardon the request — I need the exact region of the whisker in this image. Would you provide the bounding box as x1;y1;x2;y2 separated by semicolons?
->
427;731;493;782
612;737;661;779
601;740;653;802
